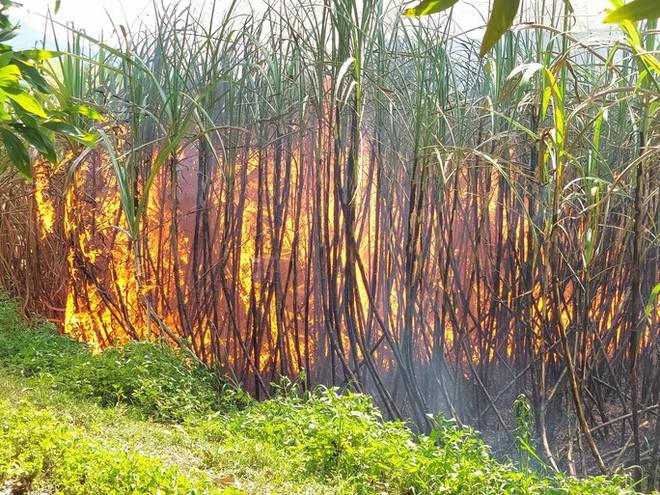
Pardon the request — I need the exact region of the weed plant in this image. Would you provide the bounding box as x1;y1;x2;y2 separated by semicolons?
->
0;402;219;494
193;388;635;495
0;294;219;422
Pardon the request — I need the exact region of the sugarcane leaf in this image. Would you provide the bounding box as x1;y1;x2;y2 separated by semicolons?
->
0;127;30;178
604;0;660;24
403;0;459;17
500;62;544;99
480;0;521;57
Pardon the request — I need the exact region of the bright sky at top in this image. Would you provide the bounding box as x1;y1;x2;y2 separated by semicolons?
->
13;0;614;49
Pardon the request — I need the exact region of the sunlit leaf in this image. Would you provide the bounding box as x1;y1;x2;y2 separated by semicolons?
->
54;0;61;14
479;0;521;57
69;105;104;121
4;86;48;118
541;86;551;120
21;49;62;61
0;127;30;178
0;64;20;85
403;0;459;17
500;62;543;99
604;0;660;24
0;97;8;119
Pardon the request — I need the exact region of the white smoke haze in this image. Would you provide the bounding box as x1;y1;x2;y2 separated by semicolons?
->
13;0;615;49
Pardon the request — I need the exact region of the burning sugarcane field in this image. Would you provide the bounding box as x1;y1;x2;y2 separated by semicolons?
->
0;0;658;493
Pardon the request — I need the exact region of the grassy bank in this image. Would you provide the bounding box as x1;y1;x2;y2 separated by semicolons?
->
0;294;640;494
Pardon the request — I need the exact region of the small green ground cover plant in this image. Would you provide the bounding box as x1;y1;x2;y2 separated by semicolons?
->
0;295;219;422
0;401;219;494
0;293;642;494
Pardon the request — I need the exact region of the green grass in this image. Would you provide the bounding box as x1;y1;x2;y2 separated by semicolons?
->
0;294;640;494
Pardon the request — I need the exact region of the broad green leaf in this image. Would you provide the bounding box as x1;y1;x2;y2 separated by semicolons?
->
4;86;48;118
42;121;82;136
0;127;30;178
0;51;11;67
479;0;521;57
0;64;20;85
55;0;61;14
42;121;98;146
21;49;62;61
404;0;459;17
0;25;17;43
69;105;104;121
604;0;660;23
15;62;51;94
15;110;38;129
12;124;57;163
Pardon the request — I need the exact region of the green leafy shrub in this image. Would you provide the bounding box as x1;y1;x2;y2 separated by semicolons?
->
0;401;219;494
66;342;220;421
196;387;636;495
0;321;88;377
0;294;220;422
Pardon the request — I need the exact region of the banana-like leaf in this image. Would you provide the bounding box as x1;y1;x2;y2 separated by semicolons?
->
604;0;660;23
404;0;459;17
479;0;521;57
